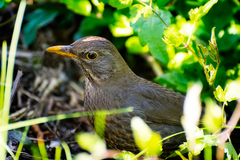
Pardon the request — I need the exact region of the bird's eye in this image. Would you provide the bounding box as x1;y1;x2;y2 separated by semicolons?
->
86;52;98;60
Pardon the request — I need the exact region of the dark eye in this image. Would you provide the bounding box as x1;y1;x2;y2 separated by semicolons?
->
86;52;98;60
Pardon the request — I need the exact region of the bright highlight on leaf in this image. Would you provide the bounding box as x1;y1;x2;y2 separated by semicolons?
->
131;117;162;156
214;79;240;105
203;98;222;133
162;28;184;47
109;12;133;37
59;0;92;16
107;0;133;9
76;132;106;157
114;150;136;160
181;82;202;154
125;36;149;54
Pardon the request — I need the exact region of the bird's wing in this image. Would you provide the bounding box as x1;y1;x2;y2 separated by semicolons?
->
130;78;185;126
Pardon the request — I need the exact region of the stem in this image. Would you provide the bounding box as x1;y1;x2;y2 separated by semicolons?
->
186;21;196;45
135;0;169;28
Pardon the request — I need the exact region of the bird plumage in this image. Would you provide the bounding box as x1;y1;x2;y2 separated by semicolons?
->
46;36;186;155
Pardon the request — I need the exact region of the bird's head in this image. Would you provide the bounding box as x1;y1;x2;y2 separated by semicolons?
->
46;36;131;84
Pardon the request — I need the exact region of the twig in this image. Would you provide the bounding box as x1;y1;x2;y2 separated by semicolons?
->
135;0;169;28
10;70;23;104
216;99;240;160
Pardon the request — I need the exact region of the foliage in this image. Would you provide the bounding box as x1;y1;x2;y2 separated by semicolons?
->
1;0;240;159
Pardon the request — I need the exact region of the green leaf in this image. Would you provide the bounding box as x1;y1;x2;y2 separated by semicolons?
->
131;117;162;156
214;85;225;102
59;0;92;16
131;9;172;65
125;36;149;54
23;9;58;45
224;80;240;103
107;0;133;9
114;151;136;160
162;28;184;47
209;27;218;55
109;11;133;37
189;0;218;21
225;142;239;160
203;98;222;133
214;80;240;104
155;70;189;92
75;133;106;155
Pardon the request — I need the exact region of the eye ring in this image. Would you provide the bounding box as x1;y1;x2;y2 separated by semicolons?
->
86;52;98;60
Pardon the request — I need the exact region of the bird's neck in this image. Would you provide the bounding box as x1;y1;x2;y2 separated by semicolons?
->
84;68;136;89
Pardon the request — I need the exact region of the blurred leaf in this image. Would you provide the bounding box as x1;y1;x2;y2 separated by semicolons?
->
225;142;239;160
0;1;9;10
223;80;240;103
75;152;92;160
181;82;202;154
92;0;105;13
203;98;222;133
200;135;219;147
76;132;106;156
214;85;225;102
156;0;171;8
214;79;240;104
131;117;162;156
130;4;152;23
74;11;114;39
163;28;185;47
131;9;171;65
189;0;218;22
155;70;189;92
59;0;92;16
125;36;149;54
114;151;136;160
109;11;133;37
107;0;133;9
94;111;107;138
23;9;58;45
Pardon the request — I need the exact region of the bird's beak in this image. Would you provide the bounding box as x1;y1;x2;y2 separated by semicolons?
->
46;45;78;58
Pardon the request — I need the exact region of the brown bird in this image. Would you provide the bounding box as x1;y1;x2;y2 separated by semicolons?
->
46;36;185;155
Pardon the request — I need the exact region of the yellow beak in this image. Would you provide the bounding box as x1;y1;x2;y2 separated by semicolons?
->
46;45;78;58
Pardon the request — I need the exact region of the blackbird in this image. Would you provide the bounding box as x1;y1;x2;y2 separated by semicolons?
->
46;36;185;154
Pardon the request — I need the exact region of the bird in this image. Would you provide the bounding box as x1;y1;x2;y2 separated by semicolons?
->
46;36;186;156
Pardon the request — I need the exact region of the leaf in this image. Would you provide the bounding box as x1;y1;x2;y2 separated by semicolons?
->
59;0;92;16
75;132;106;156
225;142;239;160
114;151;136;160
224;80;240;103
107;0;133;9
203;98;222;133
189;0;218;22
23;9;58;45
109;11;133;37
131;9;172;65
214;85;225;102
162;28;185;47
131;117;162;156
181;82;202;154
130;4;152;24
125;36;149;54
209;27;218;55
214;80;240;104
155;70;189;92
